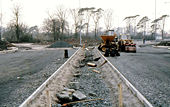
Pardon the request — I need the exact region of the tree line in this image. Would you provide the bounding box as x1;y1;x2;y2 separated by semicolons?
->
0;4;169;43
0;5;115;42
123;15;169;40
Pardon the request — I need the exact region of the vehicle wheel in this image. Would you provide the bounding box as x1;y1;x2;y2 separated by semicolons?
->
116;52;120;56
101;46;106;52
98;45;102;51
110;50;115;57
115;50;120;56
104;48;109;57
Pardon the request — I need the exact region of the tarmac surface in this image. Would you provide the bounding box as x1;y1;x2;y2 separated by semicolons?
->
0;41;170;107
0;47;77;107
107;41;170;107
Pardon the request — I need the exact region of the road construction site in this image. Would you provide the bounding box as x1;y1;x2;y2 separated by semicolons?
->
0;41;170;107
19;47;148;107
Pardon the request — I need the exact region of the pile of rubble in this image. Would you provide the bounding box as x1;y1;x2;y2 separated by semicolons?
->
55;88;87;107
0;40;14;51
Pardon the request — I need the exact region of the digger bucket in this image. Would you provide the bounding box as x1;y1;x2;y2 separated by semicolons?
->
101;35;116;43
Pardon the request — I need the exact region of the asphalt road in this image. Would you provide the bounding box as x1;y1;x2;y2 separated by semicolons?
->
0;48;77;107
107;43;170;107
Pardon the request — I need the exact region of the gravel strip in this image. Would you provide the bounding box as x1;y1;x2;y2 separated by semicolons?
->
62;48;144;107
67;66;113;107
17;48;145;107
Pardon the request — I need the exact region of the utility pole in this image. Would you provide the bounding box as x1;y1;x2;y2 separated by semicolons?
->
155;0;157;20
79;0;82;46
0;12;2;41
154;0;157;40
0;0;2;41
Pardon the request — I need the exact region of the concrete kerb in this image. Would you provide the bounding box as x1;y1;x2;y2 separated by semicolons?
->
19;48;81;107
97;49;153;107
152;45;170;49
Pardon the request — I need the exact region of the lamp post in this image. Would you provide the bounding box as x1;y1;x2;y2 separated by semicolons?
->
79;0;82;46
154;0;157;40
0;0;2;41
79;21;82;46
79;16;84;46
155;0;157;19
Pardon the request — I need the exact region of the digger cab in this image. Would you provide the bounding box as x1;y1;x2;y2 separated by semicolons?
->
106;30;115;36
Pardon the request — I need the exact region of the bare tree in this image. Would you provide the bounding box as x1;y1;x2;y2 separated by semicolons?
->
124;15;139;37
43;8;69;41
78;7;95;36
151;15;169;40
56;6;67;38
151;18;162;39
42;16;61;41
104;9;114;31
92;8;103;38
70;8;80;38
133;15;140;36
3;23;16;41
137;16;149;44
29;26;39;39
159;15;169;40
124;16;131;36
12;5;21;42
4;22;32;42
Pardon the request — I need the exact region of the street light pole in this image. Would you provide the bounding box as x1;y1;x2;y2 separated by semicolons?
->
154;0;157;40
79;24;82;46
0;0;2;41
79;0;82;46
155;0;157;19
0;13;2;41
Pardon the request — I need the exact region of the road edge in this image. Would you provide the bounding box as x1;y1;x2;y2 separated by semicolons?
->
97;49;153;107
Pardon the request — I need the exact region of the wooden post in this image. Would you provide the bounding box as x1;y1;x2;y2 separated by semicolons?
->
64;49;68;58
46;90;51;107
118;83;123;107
98;60;107;67
83;44;85;49
92;69;101;74
62;98;104;106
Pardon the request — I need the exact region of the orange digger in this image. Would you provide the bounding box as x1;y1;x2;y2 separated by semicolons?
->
118;34;136;53
98;30;120;57
98;30;136;57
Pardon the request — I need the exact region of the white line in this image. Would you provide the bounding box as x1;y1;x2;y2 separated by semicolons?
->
19;48;81;107
98;50;153;107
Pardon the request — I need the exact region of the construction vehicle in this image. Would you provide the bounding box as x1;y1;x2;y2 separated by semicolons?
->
118;34;136;53
98;30;120;57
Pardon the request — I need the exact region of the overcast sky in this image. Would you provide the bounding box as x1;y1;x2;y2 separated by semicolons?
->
0;0;170;31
